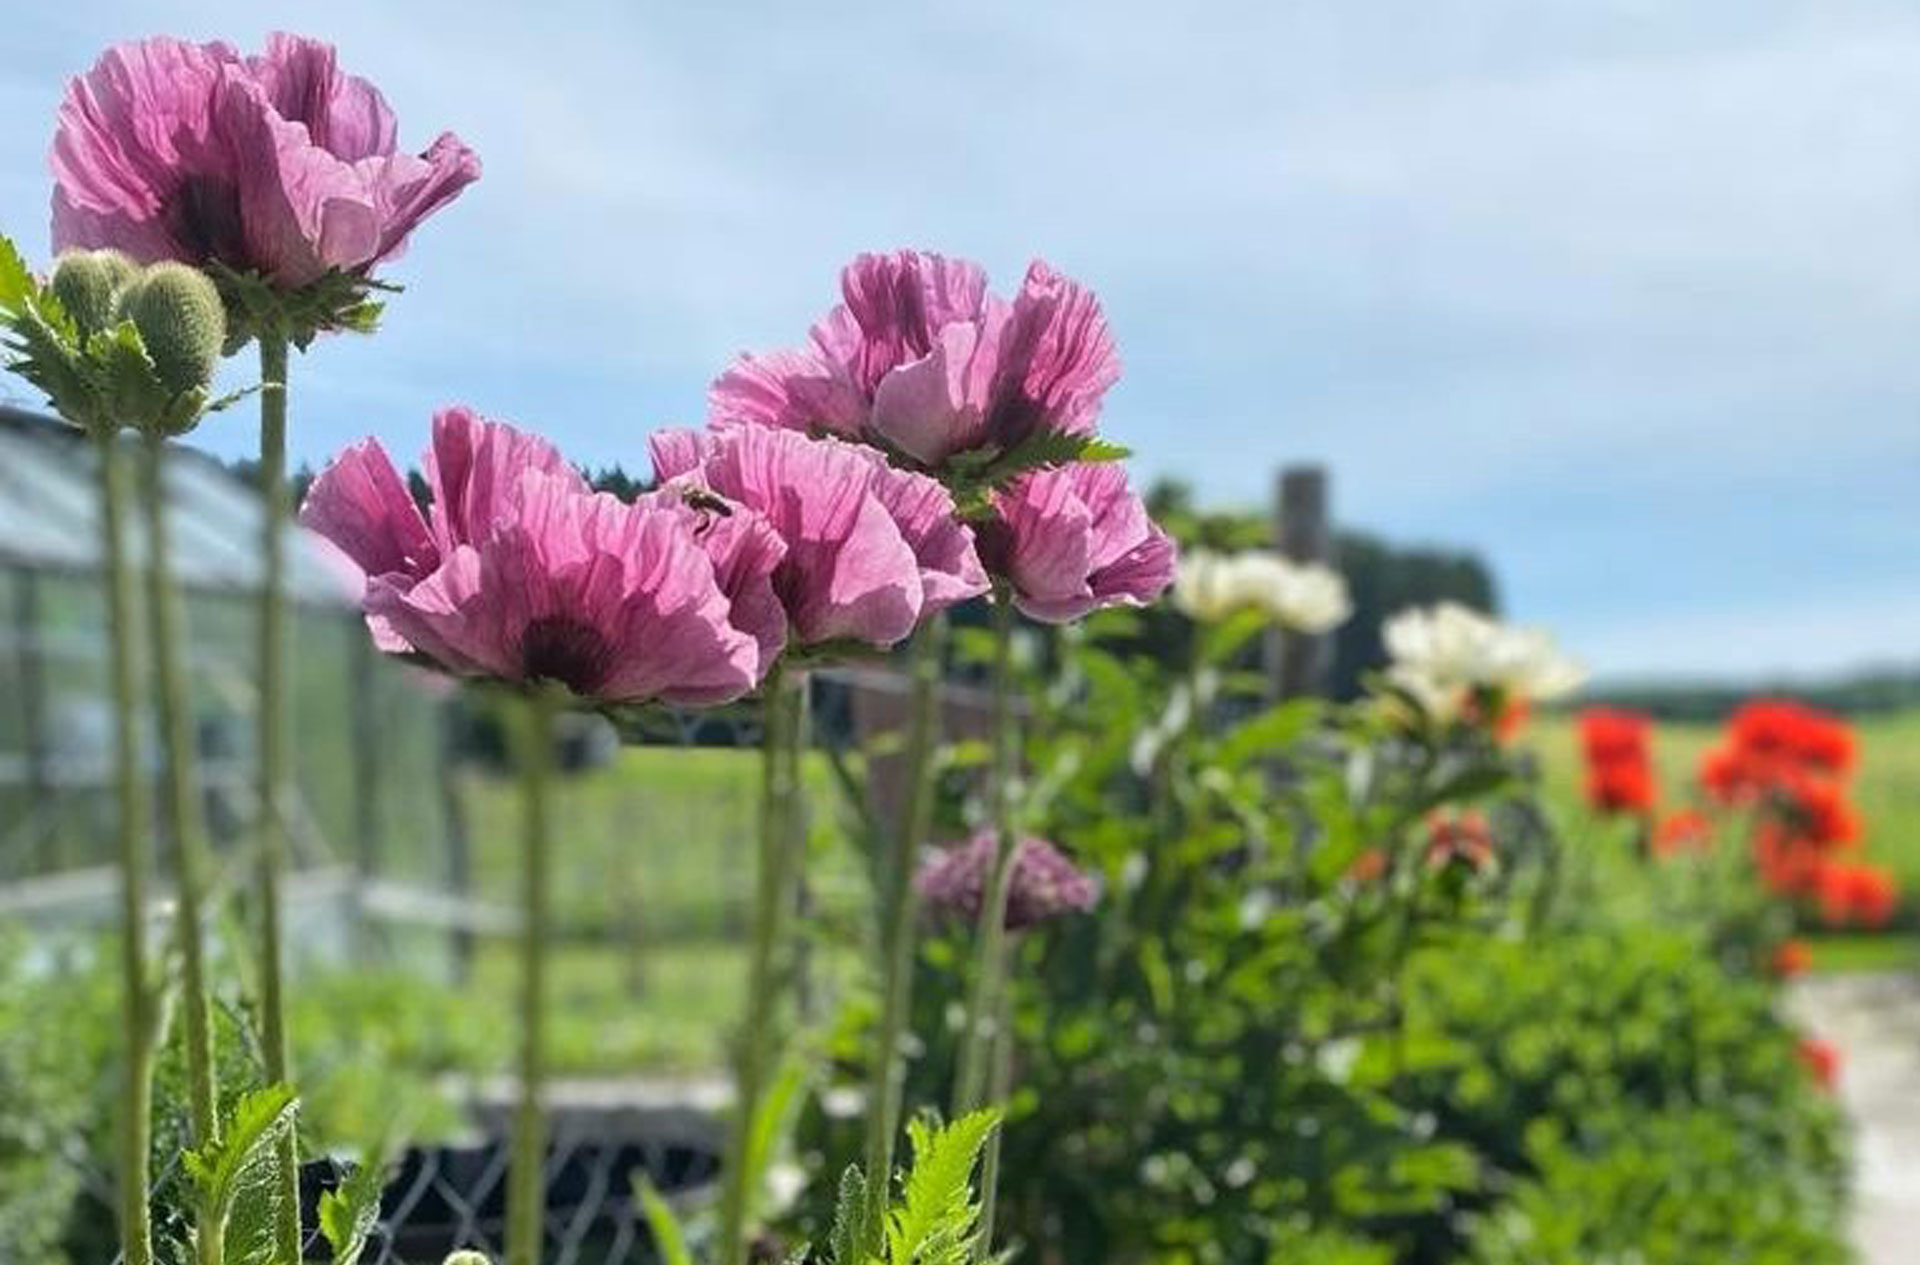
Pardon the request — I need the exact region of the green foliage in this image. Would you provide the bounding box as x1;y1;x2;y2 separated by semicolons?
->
317;1145;392;1265
50;249;136;337
180;1084;299;1265
0;936;96;1265
816;1111;1000;1265
942;429;1132;516
118;262;225;405
207;262;392;352
0;237;240;435
634;1177;696;1265
1465;1109;1849;1265
882;1111;998;1265
791;601;1848;1264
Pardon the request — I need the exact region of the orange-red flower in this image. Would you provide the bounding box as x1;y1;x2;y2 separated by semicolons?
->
1816;861;1898;928
1426;812;1496;873
1652;809;1713;858
1798;1036;1841;1089
1578;707;1657;816
1347;848;1389;884
1771;939;1812;978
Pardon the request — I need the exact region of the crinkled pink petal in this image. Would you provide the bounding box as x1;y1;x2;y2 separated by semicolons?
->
709;339;866;438
247;32;396;162
1091;523;1178;611
49;37;237;260
646;428;709;483
298;435;437;580
425;406;582;553
988;462;1173;623
638;475;791;685
669;426;960;648
990;467;1096;621
804;490;923;646
209;68;380;285
868;320;1000;465
368;133;481;263
49;33;476;284
862;459;989;614
837;250;991;394
366;545;500;676
989;259;1121;441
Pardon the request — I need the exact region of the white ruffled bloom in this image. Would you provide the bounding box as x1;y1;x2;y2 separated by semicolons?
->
1173;549;1352;633
1382;601;1584;721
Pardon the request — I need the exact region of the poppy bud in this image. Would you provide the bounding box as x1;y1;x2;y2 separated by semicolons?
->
119;263;225;399
441;1254;493;1265
50;248;137;338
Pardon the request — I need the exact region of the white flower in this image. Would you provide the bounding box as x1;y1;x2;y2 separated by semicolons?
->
1382;601;1584;722
1173;549;1352;633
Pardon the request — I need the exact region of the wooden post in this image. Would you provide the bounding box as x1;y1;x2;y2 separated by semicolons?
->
1272;465;1333;700
11;567;54;871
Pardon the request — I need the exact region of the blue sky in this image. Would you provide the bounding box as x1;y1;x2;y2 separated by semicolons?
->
3;1;1917;680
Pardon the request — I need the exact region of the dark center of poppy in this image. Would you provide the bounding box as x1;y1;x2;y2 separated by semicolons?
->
168;174;249;270
517;616;613;696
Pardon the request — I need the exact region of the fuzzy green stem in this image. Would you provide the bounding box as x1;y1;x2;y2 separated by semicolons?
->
254;331;301;1265
861;622;944;1235
974;990;1016;1263
719;667;807;1265
506;688;558;1265
98;430;155;1265
139;434;223;1265
952;595;1019;1117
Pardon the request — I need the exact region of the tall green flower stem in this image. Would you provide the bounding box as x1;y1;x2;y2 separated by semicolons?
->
861;621;945;1233
719;666;809;1265
951;593;1022;1262
506;686;559;1265
138;434;223;1265
97;430;155;1265
952;594;1019;1116
253;330;301;1264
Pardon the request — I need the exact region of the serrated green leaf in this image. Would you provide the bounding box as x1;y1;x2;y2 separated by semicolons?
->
885;1110;999;1265
829;1163;869;1264
319;1149;390;1265
184;1083;300;1265
0;235;36;316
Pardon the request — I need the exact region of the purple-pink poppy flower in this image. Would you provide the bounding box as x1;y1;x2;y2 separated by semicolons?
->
916;831;1101;932
981;462;1177;623
649;425;989;648
52;33;479;289
300;407;785;706
709;251;1119;469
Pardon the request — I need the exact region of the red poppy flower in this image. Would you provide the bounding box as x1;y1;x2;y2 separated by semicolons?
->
1797;1037;1841;1090
1771;939;1812;978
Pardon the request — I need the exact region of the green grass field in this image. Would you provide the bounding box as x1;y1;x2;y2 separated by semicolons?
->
454;744;868;1074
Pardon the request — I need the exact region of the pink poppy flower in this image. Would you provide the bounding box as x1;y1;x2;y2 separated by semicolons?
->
52;33;479;288
300;408;783;706
916;831;1101;932
709;251;1118;469
982;462;1177;623
649;426;989;649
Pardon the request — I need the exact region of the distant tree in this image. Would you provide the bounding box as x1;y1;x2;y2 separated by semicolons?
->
1329;530;1498;699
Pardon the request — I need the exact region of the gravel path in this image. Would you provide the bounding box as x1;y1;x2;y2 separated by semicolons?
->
1789;972;1920;1264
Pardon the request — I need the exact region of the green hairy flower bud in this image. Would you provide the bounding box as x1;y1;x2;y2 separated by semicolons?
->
441;1253;493;1265
119;262;226;398
49;249;137;337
